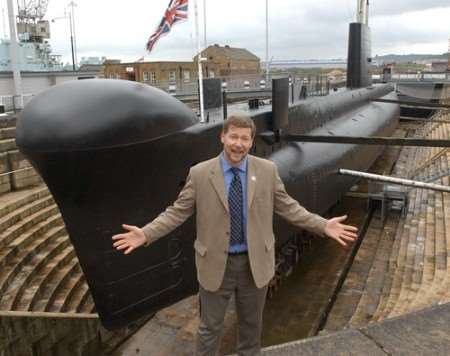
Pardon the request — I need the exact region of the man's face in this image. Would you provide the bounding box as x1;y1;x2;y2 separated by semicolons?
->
221;125;254;166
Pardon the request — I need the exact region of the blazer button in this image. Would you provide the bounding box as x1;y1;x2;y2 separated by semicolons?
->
226;231;230;236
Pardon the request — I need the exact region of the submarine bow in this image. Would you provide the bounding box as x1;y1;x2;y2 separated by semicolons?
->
17;79;201;330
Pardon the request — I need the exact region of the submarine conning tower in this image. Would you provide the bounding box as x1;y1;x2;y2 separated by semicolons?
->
347;0;372;89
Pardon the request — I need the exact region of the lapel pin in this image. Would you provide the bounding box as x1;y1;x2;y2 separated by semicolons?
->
251;176;256;181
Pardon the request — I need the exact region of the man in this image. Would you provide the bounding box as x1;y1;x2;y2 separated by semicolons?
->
112;115;357;356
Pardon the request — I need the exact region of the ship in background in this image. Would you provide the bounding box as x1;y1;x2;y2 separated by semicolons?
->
0;0;65;72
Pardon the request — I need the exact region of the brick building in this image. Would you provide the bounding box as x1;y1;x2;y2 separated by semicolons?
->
102;45;260;89
103;60;195;85
195;44;260;78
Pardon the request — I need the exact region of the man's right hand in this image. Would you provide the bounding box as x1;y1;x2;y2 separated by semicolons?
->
112;224;147;254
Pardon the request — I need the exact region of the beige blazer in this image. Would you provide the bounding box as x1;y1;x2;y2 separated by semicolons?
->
142;154;327;292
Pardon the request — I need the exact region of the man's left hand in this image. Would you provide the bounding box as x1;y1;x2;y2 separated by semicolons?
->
324;215;358;247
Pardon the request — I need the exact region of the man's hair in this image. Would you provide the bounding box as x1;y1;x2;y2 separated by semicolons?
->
222;115;256;138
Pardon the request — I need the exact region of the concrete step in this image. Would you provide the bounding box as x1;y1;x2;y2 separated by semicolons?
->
0;221;67;307
0;152;10;194
0;232;70;311
388;183;427;317
0;127;15;140
0;204;60;249
0;194;54;234
377;187;420;319
396;157;448;315
0;138;16;153
436;167;450;302
75;287;95;314
370;140;421;320
60;274;88;313
0;185;49;220
9;228;69;310
7;150;42;190
0;116;16;129
388;187;427;318
348;215;399;327
323;222;383;331
0;213;64;279
27;247;77;311
406;188;436;311
409;160;449;310
42;258;82;312
371;213;405;322
381;123;450;318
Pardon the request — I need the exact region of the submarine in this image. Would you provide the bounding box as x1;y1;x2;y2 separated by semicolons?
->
15;18;399;330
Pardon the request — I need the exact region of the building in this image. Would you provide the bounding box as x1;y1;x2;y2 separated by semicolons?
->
104;61;195;85
78;57;106;74
102;45;261;90
79;56;106;66
431;61;448;72
194;44;261;78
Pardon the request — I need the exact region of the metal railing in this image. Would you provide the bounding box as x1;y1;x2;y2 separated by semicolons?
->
0;94;34;112
138;73;331;98
0;167;34;178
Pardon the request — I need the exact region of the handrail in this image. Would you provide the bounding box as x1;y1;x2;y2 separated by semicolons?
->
0;167;34;178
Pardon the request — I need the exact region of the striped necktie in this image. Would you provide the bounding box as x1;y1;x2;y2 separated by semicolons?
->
228;167;244;246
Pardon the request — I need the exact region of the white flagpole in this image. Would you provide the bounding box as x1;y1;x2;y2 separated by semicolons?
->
7;0;23;111
203;0;207;48
194;0;205;123
265;0;269;85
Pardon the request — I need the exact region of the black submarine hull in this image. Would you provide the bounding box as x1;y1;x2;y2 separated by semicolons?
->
16;79;398;330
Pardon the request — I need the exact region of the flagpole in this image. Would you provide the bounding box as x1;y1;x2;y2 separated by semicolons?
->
194;0;205;123
203;0;207;48
7;0;23;111
265;0;269;85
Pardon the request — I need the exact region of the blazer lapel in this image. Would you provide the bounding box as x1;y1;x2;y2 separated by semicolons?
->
247;155;257;210
209;157;229;213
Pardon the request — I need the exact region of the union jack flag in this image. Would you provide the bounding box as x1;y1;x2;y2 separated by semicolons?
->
146;0;189;53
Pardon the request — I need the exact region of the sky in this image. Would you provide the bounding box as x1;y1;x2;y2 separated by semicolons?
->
0;0;449;64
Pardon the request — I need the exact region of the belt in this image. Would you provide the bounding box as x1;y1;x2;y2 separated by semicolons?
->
228;250;248;256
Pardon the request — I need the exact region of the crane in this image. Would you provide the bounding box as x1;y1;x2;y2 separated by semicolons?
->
17;0;49;21
15;0;50;43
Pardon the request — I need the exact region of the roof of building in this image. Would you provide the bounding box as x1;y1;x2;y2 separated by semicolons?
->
327;69;345;76
79;64;103;72
199;44;260;61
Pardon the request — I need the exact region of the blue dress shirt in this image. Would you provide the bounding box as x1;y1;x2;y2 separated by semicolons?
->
220;152;248;253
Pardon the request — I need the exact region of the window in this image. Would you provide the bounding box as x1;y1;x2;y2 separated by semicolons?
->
209;70;215;78
169;71;176;82
150;72;156;83
183;70;190;82
143;71;149;82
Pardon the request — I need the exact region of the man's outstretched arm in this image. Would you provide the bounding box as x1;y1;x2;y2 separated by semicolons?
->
112;169;196;254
